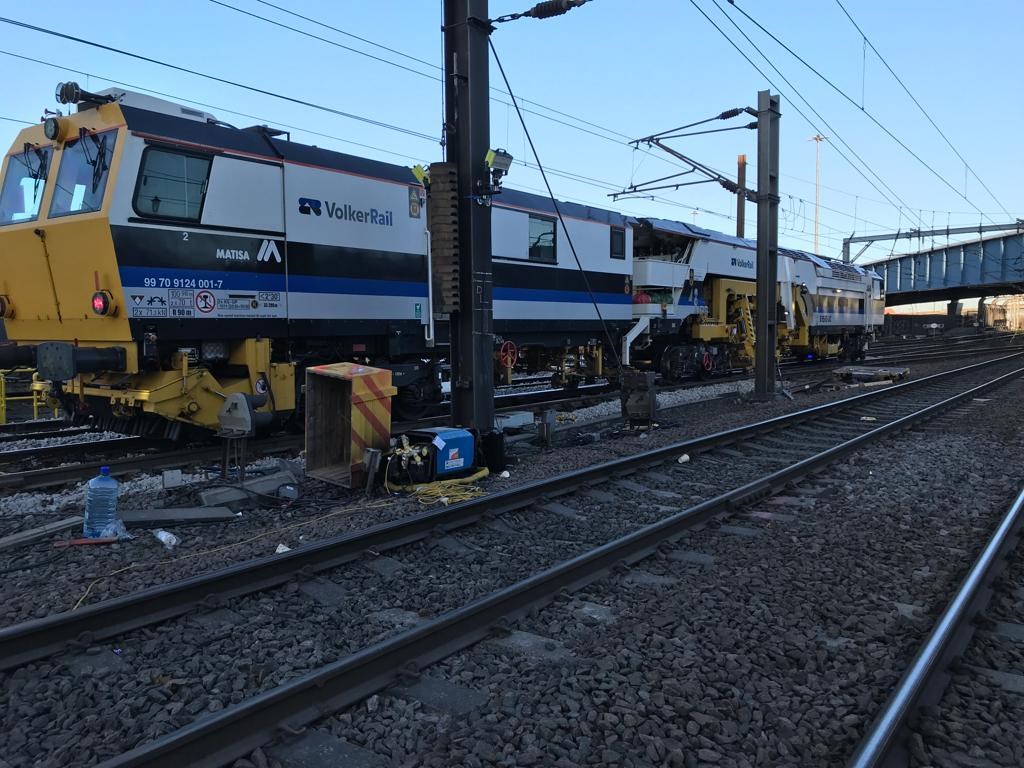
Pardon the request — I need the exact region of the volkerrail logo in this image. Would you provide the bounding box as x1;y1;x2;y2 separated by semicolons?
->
298;197;394;226
298;197;322;215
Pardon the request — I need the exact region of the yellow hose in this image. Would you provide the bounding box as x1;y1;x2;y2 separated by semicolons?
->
390;467;491;505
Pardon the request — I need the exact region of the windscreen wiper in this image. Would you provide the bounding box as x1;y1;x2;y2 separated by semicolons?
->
22;142;48;195
89;133;108;194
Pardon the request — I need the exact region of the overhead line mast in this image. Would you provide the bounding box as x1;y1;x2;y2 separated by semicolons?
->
442;0;495;433
442;0;589;434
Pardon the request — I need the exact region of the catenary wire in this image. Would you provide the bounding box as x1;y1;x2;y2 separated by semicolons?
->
251;0;633;143
489;37;623;368
833;0;1012;220
237;0;990;234
726;0;995;223
4;49;882;251
695;0;926;230
0;50;433;165
3;68;886;250
0;16;440;143
208;0;632;148
208;0;912;234
1;48;759;237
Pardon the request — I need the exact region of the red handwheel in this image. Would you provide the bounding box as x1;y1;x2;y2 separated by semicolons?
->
499;340;518;369
702;351;713;372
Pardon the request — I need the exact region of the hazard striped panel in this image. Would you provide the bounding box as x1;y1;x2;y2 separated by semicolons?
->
304;363;397;488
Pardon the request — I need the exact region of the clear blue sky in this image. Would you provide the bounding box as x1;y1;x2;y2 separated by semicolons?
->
2;0;1020;263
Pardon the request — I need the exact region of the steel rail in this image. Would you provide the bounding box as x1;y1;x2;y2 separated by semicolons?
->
0;425;92;445
866;344;1023;364
98;364;1024;768
848;485;1024;768
0;419;72;437
0;353;1019;676
0;434;302;492
0;435;148;465
779;346;1024;387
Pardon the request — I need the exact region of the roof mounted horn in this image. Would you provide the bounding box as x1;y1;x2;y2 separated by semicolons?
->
55;81;117;107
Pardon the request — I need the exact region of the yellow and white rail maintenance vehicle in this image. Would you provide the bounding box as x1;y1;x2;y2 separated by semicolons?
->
0;83;883;437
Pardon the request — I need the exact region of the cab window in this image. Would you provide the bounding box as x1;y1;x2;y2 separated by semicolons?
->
528;214;556;264
134;147;212;221
49;129;118;218
0;144;52;225
610;226;625;259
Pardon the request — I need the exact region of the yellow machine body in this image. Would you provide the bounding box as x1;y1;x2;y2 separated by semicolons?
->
0;104;293;433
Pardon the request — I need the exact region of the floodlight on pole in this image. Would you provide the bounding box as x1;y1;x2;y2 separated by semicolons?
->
810;134;827;254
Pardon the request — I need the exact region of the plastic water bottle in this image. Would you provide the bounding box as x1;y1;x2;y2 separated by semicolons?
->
84;466;119;538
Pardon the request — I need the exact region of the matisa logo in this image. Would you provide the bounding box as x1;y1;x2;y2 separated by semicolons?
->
215;240;281;263
297;197;393;227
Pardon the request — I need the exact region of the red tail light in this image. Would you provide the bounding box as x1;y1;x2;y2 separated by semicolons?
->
91;290;115;316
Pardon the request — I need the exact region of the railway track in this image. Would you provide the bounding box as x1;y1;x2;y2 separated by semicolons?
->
0;419;73;438
0;435;159;468
849;486;1024;768
2;339;1017;492
0;425;93;447
2;353;1022;767
870;330;1017;351
0;435;302;492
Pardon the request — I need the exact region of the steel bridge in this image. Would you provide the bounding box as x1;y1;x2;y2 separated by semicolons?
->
862;228;1024;306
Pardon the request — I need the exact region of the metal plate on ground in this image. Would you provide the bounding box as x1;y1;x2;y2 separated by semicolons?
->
120;507;236;527
833;366;910;382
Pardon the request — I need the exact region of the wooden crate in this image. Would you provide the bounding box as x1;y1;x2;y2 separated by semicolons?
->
305;362;396;488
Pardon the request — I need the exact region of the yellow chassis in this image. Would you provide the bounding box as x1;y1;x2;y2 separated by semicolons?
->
47;339;295;430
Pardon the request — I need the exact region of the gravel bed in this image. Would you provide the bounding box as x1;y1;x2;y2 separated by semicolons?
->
0;460;433;626
300;375;1024;767
0;432;865;764
909;507;1024;767
567;378;754;424
0;353;1014;628
3;362;1019;765
0;430;128;456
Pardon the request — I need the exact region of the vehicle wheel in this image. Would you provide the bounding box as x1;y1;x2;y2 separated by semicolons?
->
394;384;430;422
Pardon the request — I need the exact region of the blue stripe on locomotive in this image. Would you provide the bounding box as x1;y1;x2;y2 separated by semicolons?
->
120;267;632;305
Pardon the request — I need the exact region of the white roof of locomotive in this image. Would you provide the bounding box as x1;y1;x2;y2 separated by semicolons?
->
82;88;217;124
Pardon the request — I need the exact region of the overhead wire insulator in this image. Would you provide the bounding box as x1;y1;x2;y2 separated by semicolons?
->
525;0;590;19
